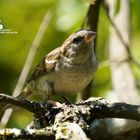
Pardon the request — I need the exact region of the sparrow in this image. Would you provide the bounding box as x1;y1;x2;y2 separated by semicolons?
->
18;30;98;102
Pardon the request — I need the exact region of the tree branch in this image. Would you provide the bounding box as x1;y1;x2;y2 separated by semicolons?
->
0;93;58;118
0;128;55;139
0;94;140;139
77;97;140;121
0;94;140;122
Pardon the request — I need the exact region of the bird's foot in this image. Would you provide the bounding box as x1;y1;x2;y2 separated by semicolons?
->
48;100;67;109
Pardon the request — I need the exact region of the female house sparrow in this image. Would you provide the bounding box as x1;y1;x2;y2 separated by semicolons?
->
19;30;98;101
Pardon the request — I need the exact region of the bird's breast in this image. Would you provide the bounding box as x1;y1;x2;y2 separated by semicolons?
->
53;60;97;95
36;53;98;97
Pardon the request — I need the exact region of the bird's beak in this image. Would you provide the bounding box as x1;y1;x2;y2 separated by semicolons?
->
85;31;96;42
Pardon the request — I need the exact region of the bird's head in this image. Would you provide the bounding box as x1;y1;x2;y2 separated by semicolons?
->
63;30;96;49
62;30;96;62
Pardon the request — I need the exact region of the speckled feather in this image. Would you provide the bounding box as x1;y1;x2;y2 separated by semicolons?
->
20;30;98;99
27;47;61;83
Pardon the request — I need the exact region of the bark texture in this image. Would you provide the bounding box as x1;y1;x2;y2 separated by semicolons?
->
0;94;140;139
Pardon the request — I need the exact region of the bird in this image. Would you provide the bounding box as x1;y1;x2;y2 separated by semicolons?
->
17;29;98;103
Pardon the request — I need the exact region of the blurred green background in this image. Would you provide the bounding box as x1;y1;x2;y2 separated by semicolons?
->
0;0;140;128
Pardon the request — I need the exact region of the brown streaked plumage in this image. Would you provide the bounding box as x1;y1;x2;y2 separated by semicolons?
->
19;30;98;100
28;47;61;82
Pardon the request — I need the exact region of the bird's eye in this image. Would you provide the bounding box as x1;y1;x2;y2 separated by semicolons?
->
73;36;83;43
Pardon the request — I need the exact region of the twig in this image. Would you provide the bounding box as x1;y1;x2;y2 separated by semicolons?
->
13;9;52;98
103;2;140;68
99;59;131;69
0;10;52;127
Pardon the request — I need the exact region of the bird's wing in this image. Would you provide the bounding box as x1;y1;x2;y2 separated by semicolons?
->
27;47;61;83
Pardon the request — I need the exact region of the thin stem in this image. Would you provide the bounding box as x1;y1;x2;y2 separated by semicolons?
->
0;10;52;127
